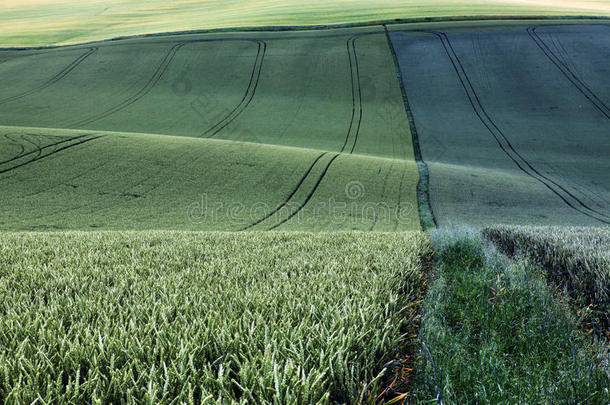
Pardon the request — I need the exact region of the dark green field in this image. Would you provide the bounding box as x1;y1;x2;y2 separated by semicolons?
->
390;22;610;226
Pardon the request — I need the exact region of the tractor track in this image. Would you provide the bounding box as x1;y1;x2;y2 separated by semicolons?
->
0;134;88;166
431;31;610;224
240;152;327;231
268;153;341;230
69;43;185;127
241;34;368;230
203;40;267;138
65;38;267;133
527;26;610;120
0;48;98;106
341;36;364;153
0;135;103;175
3;134;26;157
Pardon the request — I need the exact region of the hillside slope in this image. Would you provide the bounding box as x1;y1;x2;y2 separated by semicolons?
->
0;126;419;231
2;0;610;46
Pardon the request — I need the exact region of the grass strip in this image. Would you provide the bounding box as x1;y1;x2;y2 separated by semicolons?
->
410;227;608;403
0;231;429;403
483;225;610;339
383;24;436;231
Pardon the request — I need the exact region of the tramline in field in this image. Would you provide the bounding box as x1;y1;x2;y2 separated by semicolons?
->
390;22;610;226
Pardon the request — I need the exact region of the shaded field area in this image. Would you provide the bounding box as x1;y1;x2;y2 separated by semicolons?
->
484;225;610;338
2;0;610;47
0;231;430;403
0;26;420;231
390;23;610;226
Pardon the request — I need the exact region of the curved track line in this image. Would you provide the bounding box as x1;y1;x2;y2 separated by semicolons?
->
3;134;26;158
241;34;369;230
70;43;185;127
341;36;364;153
240;152;327;231
264;35;365;228
527;26;610;120
268;153;341;230
0;136;103;175
432;31;609;224
435;31;610;223
203;40;267;138
0;48;98;106
0;134;88;166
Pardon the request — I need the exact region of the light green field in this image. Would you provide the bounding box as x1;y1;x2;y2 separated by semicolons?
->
2;2;609;401
0;30;412;157
0;125;418;231
0;231;430;403
2;0;610;47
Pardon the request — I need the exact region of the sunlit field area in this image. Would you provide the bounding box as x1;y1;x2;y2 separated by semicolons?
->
2;0;610;46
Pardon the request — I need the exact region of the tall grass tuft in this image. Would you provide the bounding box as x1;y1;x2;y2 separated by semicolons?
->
483;225;609;337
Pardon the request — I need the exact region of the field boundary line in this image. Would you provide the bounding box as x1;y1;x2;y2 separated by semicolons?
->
393;161;408;232
384;25;437;230
0;47;97;106
430;31;609;224
526;26;610;120
2;15;609;50
203;40;267;138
